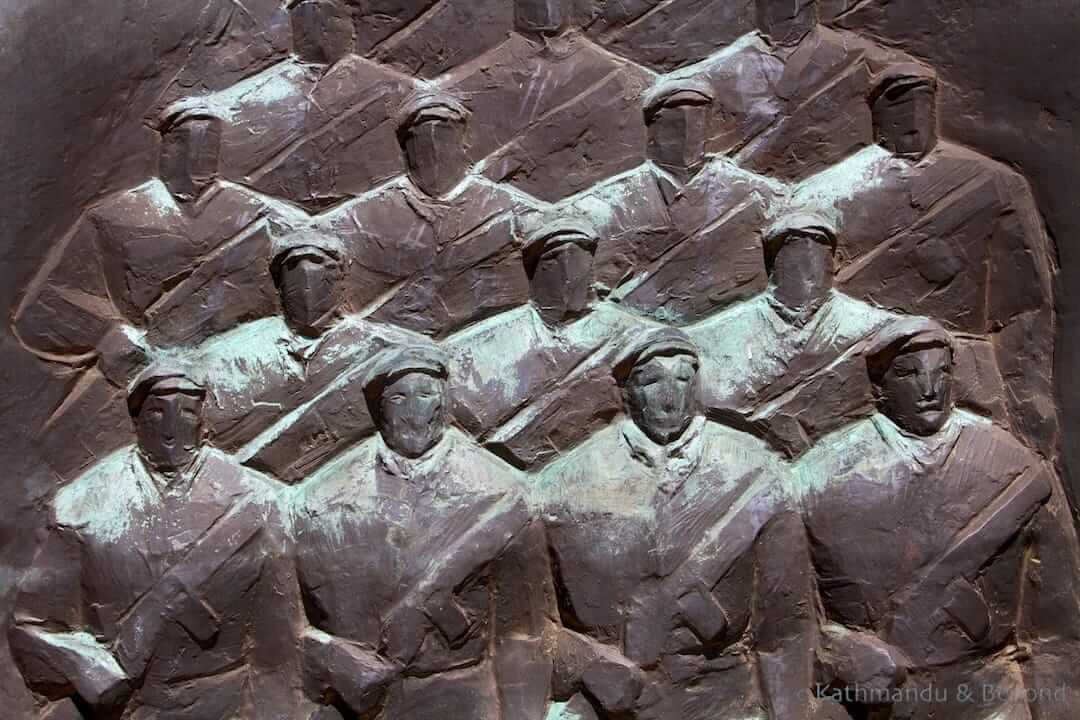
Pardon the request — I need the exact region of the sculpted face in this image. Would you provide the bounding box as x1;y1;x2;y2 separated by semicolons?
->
647;98;710;183
530;242;594;326
160;117;221;203
137;391;204;473
873;80;938;160
291;0;354;65
515;0;564;34
879;346;954;436
626;354;699;445
278;250;343;337
402;115;470;198
756;0;817;46
770;231;835;313
379;372;447;459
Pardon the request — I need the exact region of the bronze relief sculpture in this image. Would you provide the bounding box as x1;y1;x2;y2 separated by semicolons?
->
6;0;1078;718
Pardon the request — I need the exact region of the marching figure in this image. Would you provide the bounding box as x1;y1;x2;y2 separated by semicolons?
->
290;344;536;720
446;214;652;468
795;318;1080;720
689;212;896;457
537;328;819;719
9;364;308;719
181;227;421;464
319;91;543;337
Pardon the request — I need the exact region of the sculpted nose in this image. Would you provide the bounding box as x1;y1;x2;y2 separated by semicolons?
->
917;371;936;399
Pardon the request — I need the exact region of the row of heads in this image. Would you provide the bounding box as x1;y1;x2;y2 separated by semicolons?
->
284;0;840;63
129;317;956;474
159;63;939;202
260;210;844;337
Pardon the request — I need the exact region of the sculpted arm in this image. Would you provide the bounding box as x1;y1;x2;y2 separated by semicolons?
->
383;489;532;663
12;213;117;365
8;524;129;710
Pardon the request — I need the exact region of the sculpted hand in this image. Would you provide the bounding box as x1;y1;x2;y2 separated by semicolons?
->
381;600;431;666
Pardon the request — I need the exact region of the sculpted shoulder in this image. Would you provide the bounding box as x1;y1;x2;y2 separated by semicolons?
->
292;438;381;515
534;424;628;508
953;410;1040;476
88;179;183;227
53;447;151;537
442;429;526;499
792;416;891;500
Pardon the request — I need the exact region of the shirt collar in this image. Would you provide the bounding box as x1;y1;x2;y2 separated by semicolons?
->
766;288;836;328
872;411;965;469
620;415;706;494
375;431;454;488
135;446;208;499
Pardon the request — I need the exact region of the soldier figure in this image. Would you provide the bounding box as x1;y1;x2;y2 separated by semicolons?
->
789;62;1058;456
12;107;308;478
796;318;1080;719
538;328;818;719
688;212;896;457
556;76;782;324
446;215;651;468
183;228;419;471
163;0;417;210
14;109;309;364
291;345;534;720
320;91;539;337
8;365;307;719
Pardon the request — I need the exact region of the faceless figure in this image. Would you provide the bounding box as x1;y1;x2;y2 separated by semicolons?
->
159;113;223;204
515;0;565;36
271;231;346;338
398;93;472;198
764;213;837;318
756;0;817;47
131;373;206;476
687;211;898;458
624;351;699;446
872;64;939;160
524;221;598;327
869;325;955;437
289;0;355;66
644;79;713;184
367;348;449;459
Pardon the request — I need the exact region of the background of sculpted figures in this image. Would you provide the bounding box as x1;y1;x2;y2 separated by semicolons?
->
0;0;1079;713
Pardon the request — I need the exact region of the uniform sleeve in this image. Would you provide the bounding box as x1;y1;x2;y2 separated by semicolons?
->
753;509;819;720
8;524;128;708
13;213;115;363
1017;465;1080;719
492;518;558;719
989;171;1058;455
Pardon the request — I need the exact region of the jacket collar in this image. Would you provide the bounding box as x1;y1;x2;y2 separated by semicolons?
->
620;415;706;495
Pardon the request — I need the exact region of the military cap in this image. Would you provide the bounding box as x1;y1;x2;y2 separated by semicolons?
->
127;361;205;417
762;211;837;269
643;77;714;122
398;92;469;132
871;62;938;103
612;327;699;385
270;227;346;287
866;317;954;385
522;216;598;275
362;345;450;404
